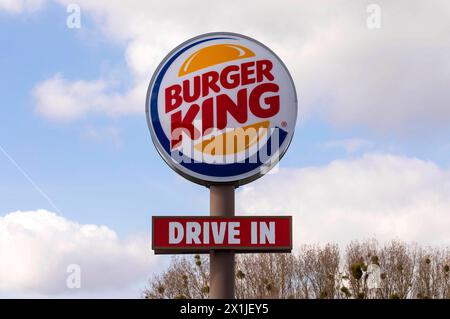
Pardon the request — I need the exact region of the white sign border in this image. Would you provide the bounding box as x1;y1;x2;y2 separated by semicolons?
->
145;32;298;187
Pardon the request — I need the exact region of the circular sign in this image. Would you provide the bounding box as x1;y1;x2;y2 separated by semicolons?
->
146;32;297;186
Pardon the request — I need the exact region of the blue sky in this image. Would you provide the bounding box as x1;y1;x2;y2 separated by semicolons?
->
0;4;204;233
1;0;450;297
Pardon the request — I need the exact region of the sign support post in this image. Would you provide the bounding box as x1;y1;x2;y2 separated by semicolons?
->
209;184;235;299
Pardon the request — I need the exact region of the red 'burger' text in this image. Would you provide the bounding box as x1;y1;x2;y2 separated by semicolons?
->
164;59;280;148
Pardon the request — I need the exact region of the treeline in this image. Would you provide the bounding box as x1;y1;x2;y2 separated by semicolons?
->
143;240;450;299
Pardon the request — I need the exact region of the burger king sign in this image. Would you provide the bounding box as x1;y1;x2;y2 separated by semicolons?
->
146;32;297;186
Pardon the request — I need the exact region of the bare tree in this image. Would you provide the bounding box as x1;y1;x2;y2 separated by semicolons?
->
143;241;450;299
235;253;297;299
144;255;209;299
298;244;340;299
344;239;378;299
378;241;416;299
413;247;450;299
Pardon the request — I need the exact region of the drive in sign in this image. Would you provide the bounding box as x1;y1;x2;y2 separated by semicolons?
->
152;216;292;254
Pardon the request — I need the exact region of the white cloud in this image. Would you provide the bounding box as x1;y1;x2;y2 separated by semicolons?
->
0;0;45;13
0;210;159;295
32;74;142;120
323;138;373;154
19;0;450;134
237;153;450;247
32;74;106;120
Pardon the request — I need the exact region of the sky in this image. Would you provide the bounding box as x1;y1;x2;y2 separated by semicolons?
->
1;0;450;298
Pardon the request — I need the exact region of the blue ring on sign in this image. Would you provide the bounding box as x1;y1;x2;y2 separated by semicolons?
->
149;37;287;178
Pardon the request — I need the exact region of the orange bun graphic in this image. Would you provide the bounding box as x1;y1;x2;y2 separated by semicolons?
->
178;44;255;76
194;120;270;155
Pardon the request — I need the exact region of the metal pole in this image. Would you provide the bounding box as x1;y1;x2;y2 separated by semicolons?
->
209;184;235;299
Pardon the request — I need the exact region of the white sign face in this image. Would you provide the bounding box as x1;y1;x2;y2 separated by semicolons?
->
146;32;297;186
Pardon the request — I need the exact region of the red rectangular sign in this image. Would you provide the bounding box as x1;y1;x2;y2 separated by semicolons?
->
152;216;292;254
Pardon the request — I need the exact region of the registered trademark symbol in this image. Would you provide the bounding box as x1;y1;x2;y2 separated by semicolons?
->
281;121;287;128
